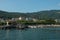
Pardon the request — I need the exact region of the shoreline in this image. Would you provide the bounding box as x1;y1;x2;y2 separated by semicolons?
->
0;25;60;29
28;25;60;28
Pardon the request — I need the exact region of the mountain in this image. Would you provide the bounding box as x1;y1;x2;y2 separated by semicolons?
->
0;10;60;19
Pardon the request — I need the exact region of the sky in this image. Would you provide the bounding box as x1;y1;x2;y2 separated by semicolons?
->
0;0;60;12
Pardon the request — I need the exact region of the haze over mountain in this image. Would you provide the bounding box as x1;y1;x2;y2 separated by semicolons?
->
0;0;60;12
0;10;60;19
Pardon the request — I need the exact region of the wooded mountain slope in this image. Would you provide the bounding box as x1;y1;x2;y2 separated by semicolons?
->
0;10;60;19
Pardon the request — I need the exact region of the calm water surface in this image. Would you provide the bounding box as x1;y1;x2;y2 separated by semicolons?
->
0;28;60;40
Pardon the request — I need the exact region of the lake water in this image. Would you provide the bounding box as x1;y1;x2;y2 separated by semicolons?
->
0;28;60;40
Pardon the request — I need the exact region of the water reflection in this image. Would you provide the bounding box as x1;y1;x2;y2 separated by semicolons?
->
5;30;10;40
0;28;60;40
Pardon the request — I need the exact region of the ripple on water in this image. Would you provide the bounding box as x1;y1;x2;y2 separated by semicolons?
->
0;28;60;40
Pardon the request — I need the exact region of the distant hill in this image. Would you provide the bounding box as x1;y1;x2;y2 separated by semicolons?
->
0;10;60;19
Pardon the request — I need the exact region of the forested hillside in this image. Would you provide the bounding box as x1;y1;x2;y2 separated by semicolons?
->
0;10;60;19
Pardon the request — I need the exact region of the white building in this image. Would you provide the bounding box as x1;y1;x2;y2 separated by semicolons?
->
32;18;38;22
19;17;26;20
26;18;29;21
55;19;60;23
19;17;22;20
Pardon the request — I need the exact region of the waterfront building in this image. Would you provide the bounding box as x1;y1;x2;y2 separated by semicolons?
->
32;18;38;22
11;18;18;21
19;17;26;20
19;17;22;20
0;18;5;22
55;19;60;23
25;17;29;21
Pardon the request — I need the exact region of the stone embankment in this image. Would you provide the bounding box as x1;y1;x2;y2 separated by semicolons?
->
28;25;60;28
0;24;60;29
